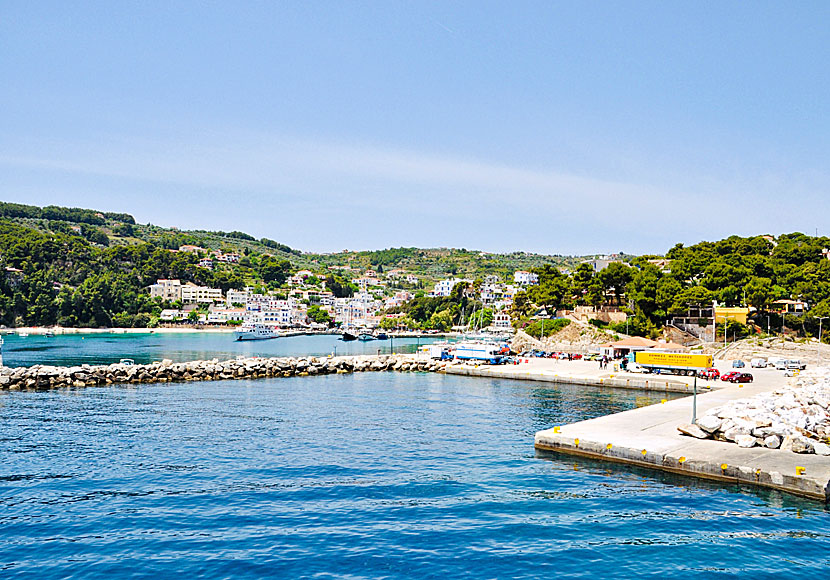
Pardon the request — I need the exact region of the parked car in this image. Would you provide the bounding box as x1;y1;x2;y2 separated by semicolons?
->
784;368;800;377
698;367;720;380
750;358;767;368
721;371;740;382
627;362;650;373
787;360;807;370
732;359;746;368
774;359;788;371
728;372;754;383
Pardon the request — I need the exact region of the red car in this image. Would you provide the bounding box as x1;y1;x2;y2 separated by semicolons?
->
721;371;740;382
698;367;720;380
728;372;754;383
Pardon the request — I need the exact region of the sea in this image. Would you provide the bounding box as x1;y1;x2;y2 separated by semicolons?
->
1;333;829;578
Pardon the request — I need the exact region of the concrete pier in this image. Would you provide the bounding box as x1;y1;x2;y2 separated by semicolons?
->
444;358;718;393
535;380;830;502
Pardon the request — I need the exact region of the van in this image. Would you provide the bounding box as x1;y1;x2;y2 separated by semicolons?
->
750;358;767;368
773;359;788;371
787;360;806;370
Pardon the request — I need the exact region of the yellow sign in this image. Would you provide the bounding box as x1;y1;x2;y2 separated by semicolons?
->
635;352;712;368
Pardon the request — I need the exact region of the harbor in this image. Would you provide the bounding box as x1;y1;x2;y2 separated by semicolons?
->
535;374;830;502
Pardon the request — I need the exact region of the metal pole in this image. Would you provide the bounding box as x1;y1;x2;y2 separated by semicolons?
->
692;373;697;424
817;317;828;364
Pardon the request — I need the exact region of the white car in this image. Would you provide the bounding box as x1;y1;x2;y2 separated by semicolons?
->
750;358;767;368
626;362;650;373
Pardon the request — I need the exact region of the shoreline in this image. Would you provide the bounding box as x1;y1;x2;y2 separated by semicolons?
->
5;326;237;335
2;326;462;339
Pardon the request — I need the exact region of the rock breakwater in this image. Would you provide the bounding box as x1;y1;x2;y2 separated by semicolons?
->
0;355;449;391
679;368;830;455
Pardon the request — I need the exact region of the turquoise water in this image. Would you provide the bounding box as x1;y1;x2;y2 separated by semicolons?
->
1;371;828;578
0;332;440;367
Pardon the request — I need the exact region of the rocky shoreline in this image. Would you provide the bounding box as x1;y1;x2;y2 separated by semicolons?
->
0;355;449;390
679;368;830;455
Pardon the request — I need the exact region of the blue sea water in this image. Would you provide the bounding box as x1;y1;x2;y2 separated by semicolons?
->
0;332;440;368
1;367;829;579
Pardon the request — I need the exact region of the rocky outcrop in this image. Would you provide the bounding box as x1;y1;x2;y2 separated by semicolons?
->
679;368;830;455
0;355;449;391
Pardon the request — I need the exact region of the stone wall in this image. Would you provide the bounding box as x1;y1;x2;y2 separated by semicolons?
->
0;355;448;391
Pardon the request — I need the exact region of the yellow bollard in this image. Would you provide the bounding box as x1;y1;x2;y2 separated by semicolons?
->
641;449;647;456
721;463;728;472
678;456;687;464
606;443;612;450
796;466;806;476
574;438;580;447
553;426;561;433
661;399;667;404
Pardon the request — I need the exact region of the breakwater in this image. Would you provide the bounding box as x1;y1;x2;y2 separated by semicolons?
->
0;355;448;390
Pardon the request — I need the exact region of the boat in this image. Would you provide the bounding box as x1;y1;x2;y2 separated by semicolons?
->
358;332;376;341
119;358;135;366
453;341;510;364
44;330;55;337
375;332;388;340
234;323;280;341
18;331;28;337
340;331;358;342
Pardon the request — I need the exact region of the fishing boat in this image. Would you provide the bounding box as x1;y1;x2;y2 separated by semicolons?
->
18;331;29;337
375;332;388;340
340;331;358;342
234;323;280;341
358;332;376;341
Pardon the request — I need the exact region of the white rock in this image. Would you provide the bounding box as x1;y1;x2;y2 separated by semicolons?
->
763;435;781;449
696;415;722;433
736;434;756;448
812;442;830;456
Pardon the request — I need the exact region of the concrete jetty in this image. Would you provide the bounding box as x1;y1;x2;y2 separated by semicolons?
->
535;379;830;502
445;358;717;394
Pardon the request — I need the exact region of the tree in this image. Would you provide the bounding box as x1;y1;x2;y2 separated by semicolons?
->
307;305;332;325
259;257;292;285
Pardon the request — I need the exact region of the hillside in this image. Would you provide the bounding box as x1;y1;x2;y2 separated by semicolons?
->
0;201;596;283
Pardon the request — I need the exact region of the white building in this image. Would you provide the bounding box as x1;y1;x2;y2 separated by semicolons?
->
513;271;539;286
181;283;223;304
493;312;512;329
226;288;250;307
206;308;246;323
159;309;185;321
433;278;467;297
405;274;419;285
149;279;183;302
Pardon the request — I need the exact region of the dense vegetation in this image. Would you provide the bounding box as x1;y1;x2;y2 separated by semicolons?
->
513;234;830;340
3;202;829;340
0;219;261;327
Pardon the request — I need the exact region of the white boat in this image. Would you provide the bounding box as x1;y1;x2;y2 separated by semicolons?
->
17;331;29;337
234;323;280;341
453;341;509;364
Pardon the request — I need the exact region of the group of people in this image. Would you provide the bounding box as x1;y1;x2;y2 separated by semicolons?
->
598;355;610;369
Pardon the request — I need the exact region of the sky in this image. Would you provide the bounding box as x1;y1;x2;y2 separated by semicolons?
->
1;1;829;256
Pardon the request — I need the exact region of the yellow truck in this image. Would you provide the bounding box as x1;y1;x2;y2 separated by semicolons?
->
634;352;713;376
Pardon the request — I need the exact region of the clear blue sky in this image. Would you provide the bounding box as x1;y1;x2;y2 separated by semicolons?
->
2;1;829;255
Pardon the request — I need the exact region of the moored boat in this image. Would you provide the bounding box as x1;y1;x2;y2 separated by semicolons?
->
340;331;358;342
235;323;280;341
358;332;376;341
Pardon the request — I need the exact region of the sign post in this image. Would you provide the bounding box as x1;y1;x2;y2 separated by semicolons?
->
634;352;711;424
